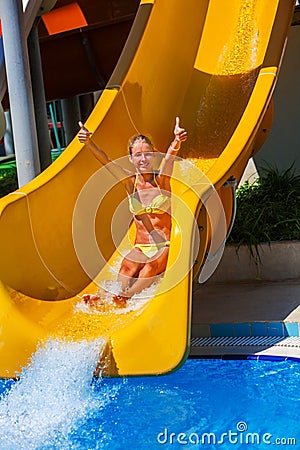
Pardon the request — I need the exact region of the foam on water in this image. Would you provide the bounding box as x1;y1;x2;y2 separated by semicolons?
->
75;278;162;316
0;338;117;450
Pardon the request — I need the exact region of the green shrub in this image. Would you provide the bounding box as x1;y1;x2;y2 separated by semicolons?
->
228;164;300;261
0;168;18;198
0;151;62;199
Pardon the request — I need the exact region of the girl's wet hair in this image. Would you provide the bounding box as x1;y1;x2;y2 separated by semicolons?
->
128;134;154;155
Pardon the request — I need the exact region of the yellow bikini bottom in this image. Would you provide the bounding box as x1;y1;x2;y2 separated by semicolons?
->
134;241;170;258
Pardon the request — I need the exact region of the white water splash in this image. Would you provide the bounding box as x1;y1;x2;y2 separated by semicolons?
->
75;278;162;316
0;338;111;449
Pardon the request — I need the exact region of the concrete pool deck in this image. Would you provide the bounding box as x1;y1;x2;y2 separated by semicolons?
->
191;278;300;358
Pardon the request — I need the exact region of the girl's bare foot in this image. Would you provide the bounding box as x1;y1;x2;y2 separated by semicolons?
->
82;293;102;306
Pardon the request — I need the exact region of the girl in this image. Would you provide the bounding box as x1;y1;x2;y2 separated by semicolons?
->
78;117;187;306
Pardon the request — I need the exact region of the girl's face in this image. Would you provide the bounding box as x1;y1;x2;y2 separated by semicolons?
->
130;141;156;172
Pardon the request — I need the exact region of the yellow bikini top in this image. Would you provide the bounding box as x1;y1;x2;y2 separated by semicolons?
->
129;173;171;216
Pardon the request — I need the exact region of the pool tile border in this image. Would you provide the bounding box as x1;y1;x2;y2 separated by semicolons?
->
192;321;300;338
189;354;300;363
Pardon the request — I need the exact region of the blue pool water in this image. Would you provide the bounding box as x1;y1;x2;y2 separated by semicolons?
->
0;341;299;449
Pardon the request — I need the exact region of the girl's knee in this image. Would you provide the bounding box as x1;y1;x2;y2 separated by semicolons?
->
119;259;140;278
139;261;159;279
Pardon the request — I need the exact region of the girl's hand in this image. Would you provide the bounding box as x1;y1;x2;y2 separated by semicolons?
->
173;117;187;145
78;121;92;143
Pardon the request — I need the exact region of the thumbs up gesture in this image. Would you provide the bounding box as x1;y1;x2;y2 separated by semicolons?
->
78;121;92;143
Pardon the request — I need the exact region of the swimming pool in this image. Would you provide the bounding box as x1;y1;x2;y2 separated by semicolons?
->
0;346;299;449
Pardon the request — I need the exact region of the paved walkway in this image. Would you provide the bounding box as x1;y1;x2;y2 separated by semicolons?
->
192;279;300;324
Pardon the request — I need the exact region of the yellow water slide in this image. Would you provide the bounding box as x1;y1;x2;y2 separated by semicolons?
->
0;0;295;377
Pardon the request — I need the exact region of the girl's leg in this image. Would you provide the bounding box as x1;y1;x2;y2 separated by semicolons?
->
82;249;145;306
123;247;169;298
117;248;147;292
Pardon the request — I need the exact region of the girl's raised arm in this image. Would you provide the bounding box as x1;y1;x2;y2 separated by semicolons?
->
78;122;133;191
159;117;187;182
